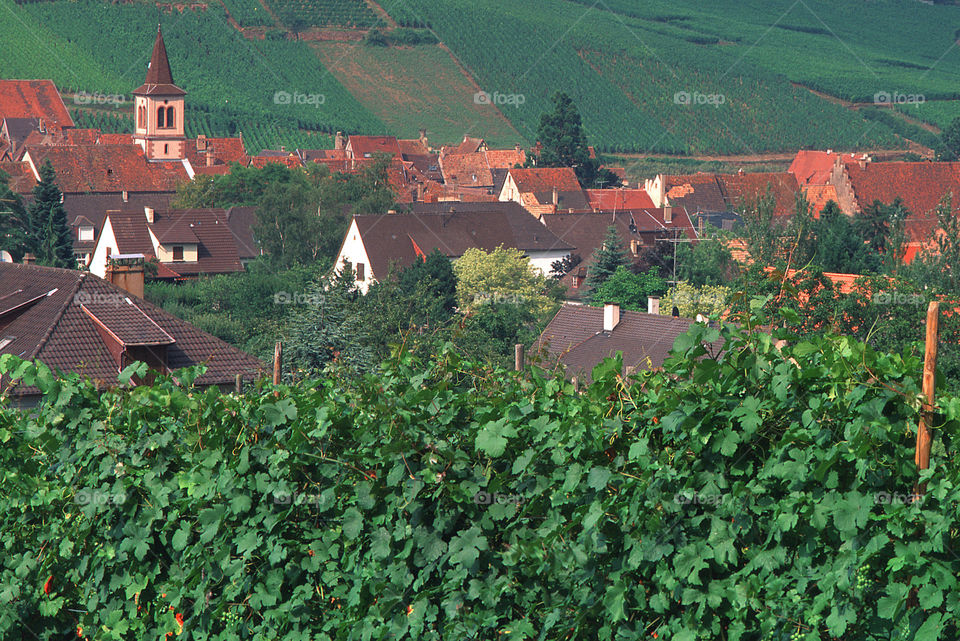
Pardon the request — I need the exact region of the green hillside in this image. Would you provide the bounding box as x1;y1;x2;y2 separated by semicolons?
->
1;0;958;154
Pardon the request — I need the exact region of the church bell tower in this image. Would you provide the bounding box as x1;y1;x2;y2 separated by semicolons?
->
132;25;187;161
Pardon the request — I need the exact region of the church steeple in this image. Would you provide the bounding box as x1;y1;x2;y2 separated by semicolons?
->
132;24;187;161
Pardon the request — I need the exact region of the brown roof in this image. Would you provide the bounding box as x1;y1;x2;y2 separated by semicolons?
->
0;160;37;193
586;189;655;211
509;167;582;193
440;153;494;188
804;184;839;216
25;144;188;193
453;137;484;154
185;136;247;169
222;206;259;260
132;26;186;97
0;80;73;128
484;148;525;169
249;153;303;169
347;135;401;159
398;139;429;156
106;208;246;276
719;172;800;217
663;173;727;213
0;263;264;397
61;192;173;253
535;303;722;382
350;201;573;280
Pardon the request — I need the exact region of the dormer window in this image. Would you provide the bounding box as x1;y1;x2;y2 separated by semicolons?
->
79;225;94;242
172;246;184;261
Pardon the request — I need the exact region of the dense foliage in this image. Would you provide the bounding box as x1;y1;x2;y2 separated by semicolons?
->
2;302;959;640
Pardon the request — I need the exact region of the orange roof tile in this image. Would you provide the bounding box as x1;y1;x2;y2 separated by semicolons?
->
25;144;188;193
586;188;654;210
0;80;73;128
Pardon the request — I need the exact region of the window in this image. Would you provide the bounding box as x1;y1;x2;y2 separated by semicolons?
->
164;144;169;154
0;336;14;351
166;106;175;128
79;226;94;241
355;262;365;280
106;247;112;259
157;106;166;128
137;105;145;128
172;246;184;261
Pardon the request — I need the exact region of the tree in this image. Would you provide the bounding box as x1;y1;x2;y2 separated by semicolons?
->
675;233;736;286
396;249;457;318
813;202;881;274
27;160;75;268
529;92;621;188
452;245;558;317
583;226;627;294
589;266;666;310
0;181;29;261
660;281;731;319
549;253;581;280
938;116;960;161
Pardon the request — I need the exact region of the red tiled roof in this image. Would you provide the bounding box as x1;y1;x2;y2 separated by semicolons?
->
249;153;303;169
0;160;37;193
24;144;188;193
62;129;101;145
508;167;582;193
185;136;247;169
0;80;73;128
440;153;494;187
484;148;525;169
347;135;401;159
803;184;839;216
719;172;800;217
453;137;484;154
97;133;134;145
845;161;960;220
398;139;429;156
0;263;264;397
586;188;654;211
788;150;862;186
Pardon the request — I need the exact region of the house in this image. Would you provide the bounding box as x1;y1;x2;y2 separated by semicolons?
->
498;167;588;215
540;207;696;296
333;201;574;292
788;150;863;186
22;144;190;193
61;192;174;267
585;188;654;211
534;302;723;382
644;171;799;223
90;207;250;280
0;261;264;406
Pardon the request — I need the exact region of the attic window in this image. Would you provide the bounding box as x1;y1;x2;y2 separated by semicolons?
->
355;263;365;280
0;336;13;351
172;246;184;261
79;226;94;241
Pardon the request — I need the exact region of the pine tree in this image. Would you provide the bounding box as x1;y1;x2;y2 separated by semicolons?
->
28;160;76;268
584;226;627;295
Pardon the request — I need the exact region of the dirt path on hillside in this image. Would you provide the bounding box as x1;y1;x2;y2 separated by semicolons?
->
792;82;944;134
364;0;398;28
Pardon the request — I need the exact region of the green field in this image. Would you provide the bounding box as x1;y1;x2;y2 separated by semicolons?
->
312;42;524;148
2;0;960;154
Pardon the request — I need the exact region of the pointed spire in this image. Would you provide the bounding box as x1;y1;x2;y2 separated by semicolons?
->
145;24;174;85
133;24;185;96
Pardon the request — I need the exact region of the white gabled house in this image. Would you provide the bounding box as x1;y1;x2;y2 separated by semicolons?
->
333;202;574;293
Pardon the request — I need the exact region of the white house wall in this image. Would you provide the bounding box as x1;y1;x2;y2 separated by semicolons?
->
335;219;375;293
90;216;118;278
528;249;570;276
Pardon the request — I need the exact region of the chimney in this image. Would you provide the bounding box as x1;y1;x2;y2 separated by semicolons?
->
664;206;673;223
647;296;660;315
603;303;620;332
206;154;214;167
144;207;154;224
105;254;145;299
335;131;345;150
416;182;424;201
22;252;35;265
418;128;428;147
552;187;558;206
197;134;208;151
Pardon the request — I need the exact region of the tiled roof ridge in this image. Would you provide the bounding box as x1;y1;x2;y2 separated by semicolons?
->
33;270;85;364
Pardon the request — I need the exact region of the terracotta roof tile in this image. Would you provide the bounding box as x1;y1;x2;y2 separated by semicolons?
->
0;80;73;128
586;189;655;210
508;167;582;193
803;184;839;216
0;160;37;193
718;172;800;217
25;144;188;193
788;150;862;185
484;148;525;169
440;153;494;187
347;135;401;159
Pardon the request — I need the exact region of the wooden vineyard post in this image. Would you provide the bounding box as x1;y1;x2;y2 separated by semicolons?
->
914;301;939;496
273;341;282;393
515;344;524;372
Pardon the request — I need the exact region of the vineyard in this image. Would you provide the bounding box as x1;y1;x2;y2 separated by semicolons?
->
222;0;274;27
2;303;959;639
263;0;381;29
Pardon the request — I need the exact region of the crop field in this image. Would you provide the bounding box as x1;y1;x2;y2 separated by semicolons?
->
262;0;380;29
311;42;524;148
895;101;960;132
222;0;274;27
13;0;385;151
393;0;915;153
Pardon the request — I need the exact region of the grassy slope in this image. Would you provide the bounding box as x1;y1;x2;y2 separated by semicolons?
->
311;41;525;148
